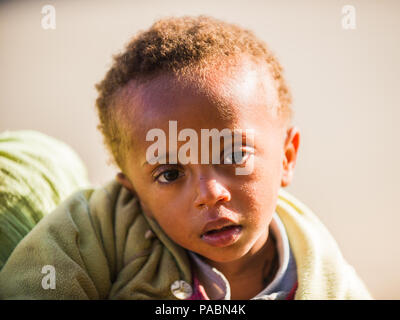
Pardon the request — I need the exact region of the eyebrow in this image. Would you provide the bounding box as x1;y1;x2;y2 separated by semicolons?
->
142;151;180;167
142;153;172;167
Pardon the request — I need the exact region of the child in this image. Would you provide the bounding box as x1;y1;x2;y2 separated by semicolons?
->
0;15;372;300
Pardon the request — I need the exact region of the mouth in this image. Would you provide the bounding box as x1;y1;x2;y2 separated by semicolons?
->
201;224;243;247
203;225;241;235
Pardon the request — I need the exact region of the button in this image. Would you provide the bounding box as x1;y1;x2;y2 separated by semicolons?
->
170;280;193;299
264;292;278;300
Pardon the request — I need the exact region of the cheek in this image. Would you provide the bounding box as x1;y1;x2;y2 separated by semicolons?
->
142;196;199;242
235;158;282;223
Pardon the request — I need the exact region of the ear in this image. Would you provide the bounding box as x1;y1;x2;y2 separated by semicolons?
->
281;126;300;187
115;172;136;195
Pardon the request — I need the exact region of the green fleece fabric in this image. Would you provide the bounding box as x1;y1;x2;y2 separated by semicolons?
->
0;130;90;270
0;181;192;299
0;179;372;300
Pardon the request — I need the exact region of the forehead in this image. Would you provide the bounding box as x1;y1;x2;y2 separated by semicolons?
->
116;56;281;159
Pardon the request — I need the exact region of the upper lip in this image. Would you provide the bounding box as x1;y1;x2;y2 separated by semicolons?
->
201;217;241;235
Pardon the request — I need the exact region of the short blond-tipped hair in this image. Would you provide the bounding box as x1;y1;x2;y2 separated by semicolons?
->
95;15;292;169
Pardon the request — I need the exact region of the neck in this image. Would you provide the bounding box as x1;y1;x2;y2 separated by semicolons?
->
204;229;278;299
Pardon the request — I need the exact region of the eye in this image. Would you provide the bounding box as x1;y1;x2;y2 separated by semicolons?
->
155;169;184;184
223;149;252;165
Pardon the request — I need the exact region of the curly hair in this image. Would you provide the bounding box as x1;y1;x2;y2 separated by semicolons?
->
95;15;292;170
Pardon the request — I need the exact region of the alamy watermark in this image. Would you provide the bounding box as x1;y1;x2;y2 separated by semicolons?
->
41;265;56;289
41;5;56;30
342;5;356;30
146;121;255;175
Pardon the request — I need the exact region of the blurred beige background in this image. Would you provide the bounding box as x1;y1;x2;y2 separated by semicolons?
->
1;0;399;299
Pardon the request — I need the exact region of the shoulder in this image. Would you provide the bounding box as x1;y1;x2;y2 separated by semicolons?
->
0;180;148;299
40;180;142;242
275;188;373;300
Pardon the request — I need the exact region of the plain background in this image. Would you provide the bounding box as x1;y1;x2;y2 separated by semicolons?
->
0;0;399;299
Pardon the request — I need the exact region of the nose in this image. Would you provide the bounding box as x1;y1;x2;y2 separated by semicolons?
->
194;175;231;209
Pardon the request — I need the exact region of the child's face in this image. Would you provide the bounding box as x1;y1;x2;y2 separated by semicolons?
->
116;57;299;263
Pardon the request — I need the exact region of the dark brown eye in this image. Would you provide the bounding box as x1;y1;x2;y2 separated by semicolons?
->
156;169;182;183
223;151;249;164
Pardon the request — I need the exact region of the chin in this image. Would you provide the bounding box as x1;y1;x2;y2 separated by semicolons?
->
199;243;251;263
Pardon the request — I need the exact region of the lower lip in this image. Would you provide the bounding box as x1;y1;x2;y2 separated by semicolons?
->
201;226;243;247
